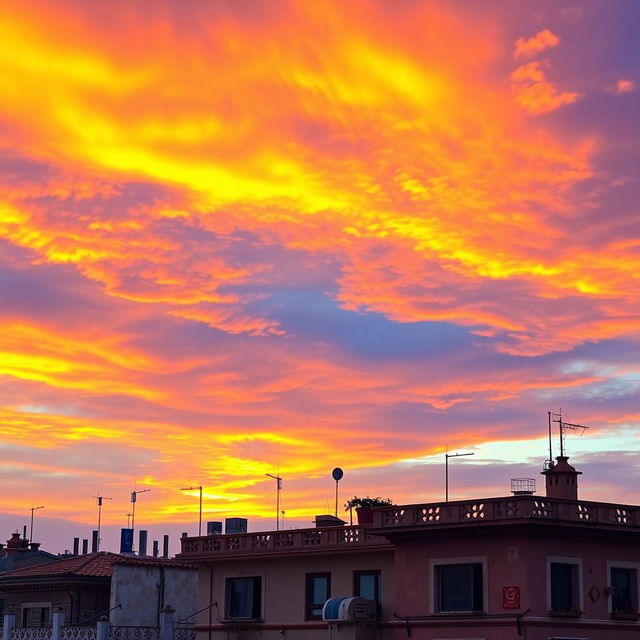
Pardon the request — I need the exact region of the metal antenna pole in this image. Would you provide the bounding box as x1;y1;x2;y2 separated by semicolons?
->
181;486;203;536
547;411;553;467
551;411;587;458
94;495;112;552
445;451;475;502
29;505;44;542
265;474;282;531
130;488;150;551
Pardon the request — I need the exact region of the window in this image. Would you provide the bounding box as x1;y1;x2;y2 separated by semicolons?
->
225;577;261;620
611;567;638;617
305;573;330;620
354;570;381;610
435;563;483;613
21;603;51;628
549;561;581;615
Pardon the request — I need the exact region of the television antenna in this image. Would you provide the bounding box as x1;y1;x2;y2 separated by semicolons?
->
265;472;282;531
546;410;588;467
29;504;44;543
93;494;112;552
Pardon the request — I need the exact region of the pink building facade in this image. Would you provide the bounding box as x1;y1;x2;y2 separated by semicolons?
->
179;458;640;640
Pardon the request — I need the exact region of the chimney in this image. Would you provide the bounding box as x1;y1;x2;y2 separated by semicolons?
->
139;530;148;556
153;540;159;558
82;539;88;555
541;456;582;501
162;535;169;559
29;542;41;551
5;532;28;558
91;531;99;553
73;537;80;555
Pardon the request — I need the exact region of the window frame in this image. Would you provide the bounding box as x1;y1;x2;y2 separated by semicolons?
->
547;556;583;616
20;603;51;628
224;576;262;621
353;570;382;614
305;572;331;620
607;561;640;618
429;556;487;615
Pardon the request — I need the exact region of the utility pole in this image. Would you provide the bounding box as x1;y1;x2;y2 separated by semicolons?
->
332;468;344;518
130;488;150;550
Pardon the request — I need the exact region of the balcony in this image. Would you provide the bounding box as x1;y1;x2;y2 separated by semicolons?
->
370;495;639;530
178;496;639;558
179;525;389;557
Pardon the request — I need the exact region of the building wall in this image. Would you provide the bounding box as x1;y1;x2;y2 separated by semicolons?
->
1;584;110;626
391;528;640;640
196;550;394;640
110;565;197;627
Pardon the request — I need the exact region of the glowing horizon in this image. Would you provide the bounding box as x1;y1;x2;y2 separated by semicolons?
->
0;0;639;548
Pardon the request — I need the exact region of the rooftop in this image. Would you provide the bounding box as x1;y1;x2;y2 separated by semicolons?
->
0;552;196;581
0;552;122;580
178;494;640;558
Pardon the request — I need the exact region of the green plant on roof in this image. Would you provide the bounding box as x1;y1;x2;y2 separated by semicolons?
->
344;496;393;510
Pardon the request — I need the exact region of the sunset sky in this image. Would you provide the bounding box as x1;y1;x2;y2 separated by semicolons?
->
1;0;639;553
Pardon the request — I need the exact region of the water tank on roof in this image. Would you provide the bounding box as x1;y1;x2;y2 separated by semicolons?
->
225;518;248;534
322;597;376;622
511;478;536;495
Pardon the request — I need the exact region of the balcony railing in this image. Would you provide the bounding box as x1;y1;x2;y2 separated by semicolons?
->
179;496;639;557
370;495;639;529
179;525;387;556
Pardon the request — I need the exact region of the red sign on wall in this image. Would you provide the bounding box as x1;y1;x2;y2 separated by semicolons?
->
503;586;520;609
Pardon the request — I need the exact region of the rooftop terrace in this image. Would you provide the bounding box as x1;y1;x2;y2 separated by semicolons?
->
179;494;640;558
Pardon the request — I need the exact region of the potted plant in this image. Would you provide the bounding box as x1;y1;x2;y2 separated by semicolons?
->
344;496;393;525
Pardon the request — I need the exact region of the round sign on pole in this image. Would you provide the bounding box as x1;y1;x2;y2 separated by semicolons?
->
332;467;344;481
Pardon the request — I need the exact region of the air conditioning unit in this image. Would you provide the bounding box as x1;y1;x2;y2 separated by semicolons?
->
322;597;376;622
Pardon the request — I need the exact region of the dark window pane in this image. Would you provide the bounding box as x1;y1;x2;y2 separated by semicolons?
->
227;577;261;619
612;568;637;613
550;563;576;611
437;564;483;612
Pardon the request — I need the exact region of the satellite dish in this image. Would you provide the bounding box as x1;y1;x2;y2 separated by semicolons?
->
332;467;344;482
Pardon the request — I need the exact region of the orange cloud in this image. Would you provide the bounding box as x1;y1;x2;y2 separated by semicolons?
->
514;29;560;59
510;61;581;115
0;0;638;536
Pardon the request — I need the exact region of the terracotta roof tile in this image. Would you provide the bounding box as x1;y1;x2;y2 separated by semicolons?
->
113;557;197;569
0;552;123;580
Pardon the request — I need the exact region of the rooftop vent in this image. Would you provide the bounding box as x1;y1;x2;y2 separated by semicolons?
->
511;478;536;495
314;514;346;528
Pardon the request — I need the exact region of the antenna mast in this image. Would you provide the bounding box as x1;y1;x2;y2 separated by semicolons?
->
93;494;112;552
550;410;588;458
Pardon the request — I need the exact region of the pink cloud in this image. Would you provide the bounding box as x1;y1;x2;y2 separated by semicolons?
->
514;29;560;59
608;79;636;95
